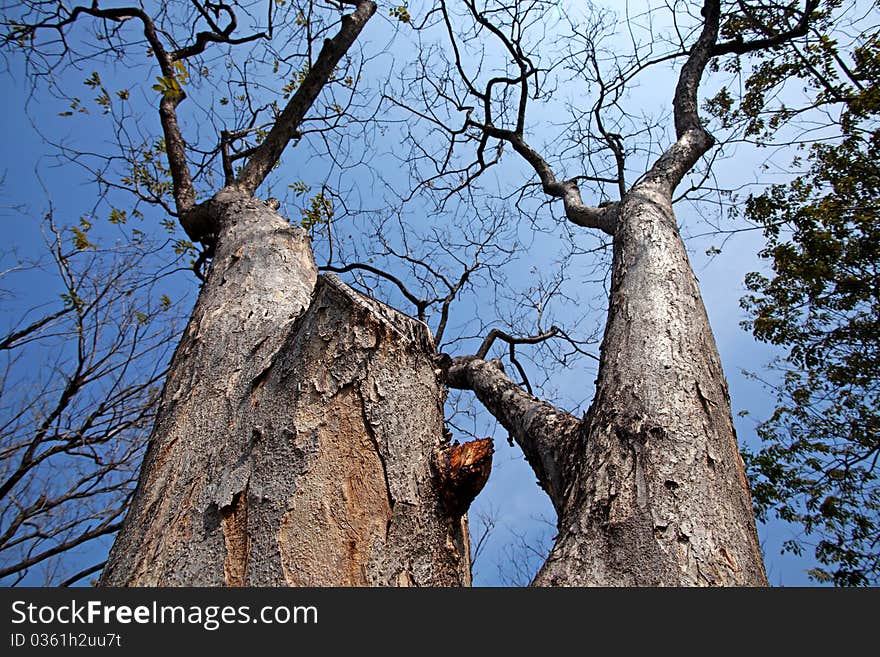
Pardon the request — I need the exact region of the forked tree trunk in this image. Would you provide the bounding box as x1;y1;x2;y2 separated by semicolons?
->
440;0;769;584
100;189;476;586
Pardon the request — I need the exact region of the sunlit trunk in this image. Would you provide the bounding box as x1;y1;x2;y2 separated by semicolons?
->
101;189;471;586
534;183;767;585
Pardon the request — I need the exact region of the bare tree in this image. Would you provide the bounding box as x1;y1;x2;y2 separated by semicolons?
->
377;0;825;585
0;213;185;586
0;0;834;586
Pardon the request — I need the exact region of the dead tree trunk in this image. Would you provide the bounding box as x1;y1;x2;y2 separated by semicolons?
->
100;189;481;586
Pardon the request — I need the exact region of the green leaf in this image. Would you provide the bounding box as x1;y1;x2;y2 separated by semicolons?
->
390;5;411;23
71;227;95;251
152;75;183;100
300;191;333;231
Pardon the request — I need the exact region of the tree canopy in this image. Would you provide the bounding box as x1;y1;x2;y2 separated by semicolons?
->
718;2;880;585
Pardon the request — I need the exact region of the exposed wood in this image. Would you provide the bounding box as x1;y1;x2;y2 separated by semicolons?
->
443;356;581;514
100;189;470;586
435;438;494;518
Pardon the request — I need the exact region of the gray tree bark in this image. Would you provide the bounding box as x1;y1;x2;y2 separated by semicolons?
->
439;0;768;586
94;0;771;589
100;188;480;586
444;183;767;586
543;183;766;585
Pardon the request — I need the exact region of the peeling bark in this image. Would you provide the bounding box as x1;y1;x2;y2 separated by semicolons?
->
534;184;767;586
443;184;767;586
100;189;471;586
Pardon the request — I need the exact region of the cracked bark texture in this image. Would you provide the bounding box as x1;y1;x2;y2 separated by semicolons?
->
100;188;470;586
533;183;767;586
446;184;767;586
441;0;767;586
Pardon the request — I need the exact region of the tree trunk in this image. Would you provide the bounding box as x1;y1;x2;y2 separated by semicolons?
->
538;183;767;585
444;182;768;586
100;189;475;586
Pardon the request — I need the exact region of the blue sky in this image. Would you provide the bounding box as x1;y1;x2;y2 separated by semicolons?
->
0;1;826;586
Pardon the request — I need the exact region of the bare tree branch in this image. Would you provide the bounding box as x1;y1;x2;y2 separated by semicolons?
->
639;0;722;193
235;1;377;194
712;0;819;57
439;354;580;512
0;212;186;585
59;561;106;587
320;261;427;317
475;325;560;360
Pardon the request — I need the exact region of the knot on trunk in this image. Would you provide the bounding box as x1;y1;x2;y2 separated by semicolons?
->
180;200;220;246
434;438;494;518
